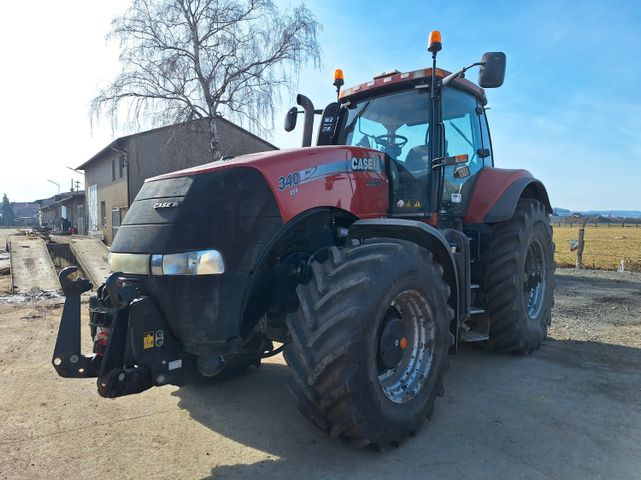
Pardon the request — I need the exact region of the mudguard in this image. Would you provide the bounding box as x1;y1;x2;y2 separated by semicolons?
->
463;168;552;224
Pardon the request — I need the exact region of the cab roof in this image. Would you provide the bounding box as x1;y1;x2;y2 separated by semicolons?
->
339;67;487;106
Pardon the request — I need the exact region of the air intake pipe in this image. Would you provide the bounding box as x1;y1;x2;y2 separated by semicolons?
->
297;94;315;147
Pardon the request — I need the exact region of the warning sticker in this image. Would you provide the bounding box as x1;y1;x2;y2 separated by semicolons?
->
143;331;155;350
168;359;182;371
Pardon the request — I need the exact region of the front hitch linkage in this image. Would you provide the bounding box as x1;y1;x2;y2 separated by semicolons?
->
51;266;97;378
52;267;196;398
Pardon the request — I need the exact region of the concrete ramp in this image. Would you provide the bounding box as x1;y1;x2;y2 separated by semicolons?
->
9;236;60;293
68;237;111;288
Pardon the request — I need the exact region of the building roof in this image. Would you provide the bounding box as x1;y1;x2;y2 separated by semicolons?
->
76;117;278;170
39;192;85;212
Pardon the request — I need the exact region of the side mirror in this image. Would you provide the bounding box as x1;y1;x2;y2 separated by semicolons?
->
284;106;299;132
478;52;506;88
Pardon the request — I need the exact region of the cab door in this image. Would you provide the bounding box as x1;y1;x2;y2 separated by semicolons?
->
440;88;491;217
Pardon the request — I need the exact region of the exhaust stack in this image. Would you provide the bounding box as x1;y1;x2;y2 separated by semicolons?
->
297;94;315;147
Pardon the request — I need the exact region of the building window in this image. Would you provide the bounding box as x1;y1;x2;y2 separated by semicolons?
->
112;159;116;181
119;156;124;178
100;201;106;227
112;207;121;237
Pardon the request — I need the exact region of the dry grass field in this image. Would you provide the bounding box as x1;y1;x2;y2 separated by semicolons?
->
553;225;641;271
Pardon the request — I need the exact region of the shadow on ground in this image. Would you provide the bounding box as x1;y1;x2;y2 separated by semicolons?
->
172;339;641;480
556;272;641;290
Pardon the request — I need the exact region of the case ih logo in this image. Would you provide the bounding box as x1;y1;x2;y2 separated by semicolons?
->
351;157;380;171
154;201;181;209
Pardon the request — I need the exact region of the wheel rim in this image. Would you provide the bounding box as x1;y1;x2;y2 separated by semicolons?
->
523;239;546;319
377;289;435;404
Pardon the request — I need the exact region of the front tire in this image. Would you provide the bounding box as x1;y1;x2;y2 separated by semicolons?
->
484;199;555;353
283;238;454;447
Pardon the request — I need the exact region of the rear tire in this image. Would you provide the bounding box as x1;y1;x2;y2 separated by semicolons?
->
283;238;454;447
484;199;555;353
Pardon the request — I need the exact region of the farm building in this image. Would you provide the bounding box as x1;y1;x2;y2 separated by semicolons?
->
10;201;39;226
38;191;86;234
76;118;277;244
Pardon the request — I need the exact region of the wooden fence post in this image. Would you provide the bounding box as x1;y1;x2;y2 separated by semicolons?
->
576;227;585;269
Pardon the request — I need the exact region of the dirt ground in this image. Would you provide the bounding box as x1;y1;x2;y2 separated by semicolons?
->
0;260;640;478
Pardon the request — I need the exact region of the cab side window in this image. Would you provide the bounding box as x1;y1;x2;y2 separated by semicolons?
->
441;89;484;215
479;110;494;167
442;89;484;174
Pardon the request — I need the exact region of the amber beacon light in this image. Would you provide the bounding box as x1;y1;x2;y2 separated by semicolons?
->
333;68;344;97
428;31;442;53
333;69;344;88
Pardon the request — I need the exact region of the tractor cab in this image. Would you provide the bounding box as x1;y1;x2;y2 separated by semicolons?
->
287;36;506;225
334;82;493;220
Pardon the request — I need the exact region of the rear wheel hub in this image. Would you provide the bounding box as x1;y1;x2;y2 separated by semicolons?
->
376;290;435;404
378;316;406;370
523;239;546;319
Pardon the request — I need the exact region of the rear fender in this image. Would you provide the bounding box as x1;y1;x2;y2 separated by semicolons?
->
464;168;552;224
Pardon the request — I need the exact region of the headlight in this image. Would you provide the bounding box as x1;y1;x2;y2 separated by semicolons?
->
109;250;225;276
109;252;151;275
160;250;225;275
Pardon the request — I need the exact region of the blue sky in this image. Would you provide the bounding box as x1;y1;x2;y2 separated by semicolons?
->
280;0;641;211
1;0;640;210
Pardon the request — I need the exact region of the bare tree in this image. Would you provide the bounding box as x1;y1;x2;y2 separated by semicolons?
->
92;0;321;159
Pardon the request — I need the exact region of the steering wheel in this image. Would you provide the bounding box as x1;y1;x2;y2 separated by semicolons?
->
374;134;409;151
374;134;409;159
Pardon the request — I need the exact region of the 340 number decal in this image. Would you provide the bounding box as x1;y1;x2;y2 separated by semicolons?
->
277;172;300;191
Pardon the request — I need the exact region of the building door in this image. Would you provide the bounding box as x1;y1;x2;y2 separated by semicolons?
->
87;184;98;232
111;207;121;240
77;204;85;235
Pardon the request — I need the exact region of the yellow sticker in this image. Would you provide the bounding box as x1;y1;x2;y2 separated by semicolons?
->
143;331;154;350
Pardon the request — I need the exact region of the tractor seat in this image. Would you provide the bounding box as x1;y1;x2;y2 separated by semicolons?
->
404;145;431;172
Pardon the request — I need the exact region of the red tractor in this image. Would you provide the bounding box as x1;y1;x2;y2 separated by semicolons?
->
53;32;555;448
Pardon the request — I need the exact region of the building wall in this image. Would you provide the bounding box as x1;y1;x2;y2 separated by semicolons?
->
84;151;128;244
126;118;276;198
63;195;86;234
81;118;276;245
38;194;85;233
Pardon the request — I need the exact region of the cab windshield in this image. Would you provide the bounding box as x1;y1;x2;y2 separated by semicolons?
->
337;88;431;172
336;88;432;214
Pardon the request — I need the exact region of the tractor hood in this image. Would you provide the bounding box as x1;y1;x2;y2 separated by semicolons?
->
149;145;389;222
150;145;384;183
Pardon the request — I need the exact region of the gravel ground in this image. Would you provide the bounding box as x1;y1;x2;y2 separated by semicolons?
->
551;268;641;346
0;267;640;479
